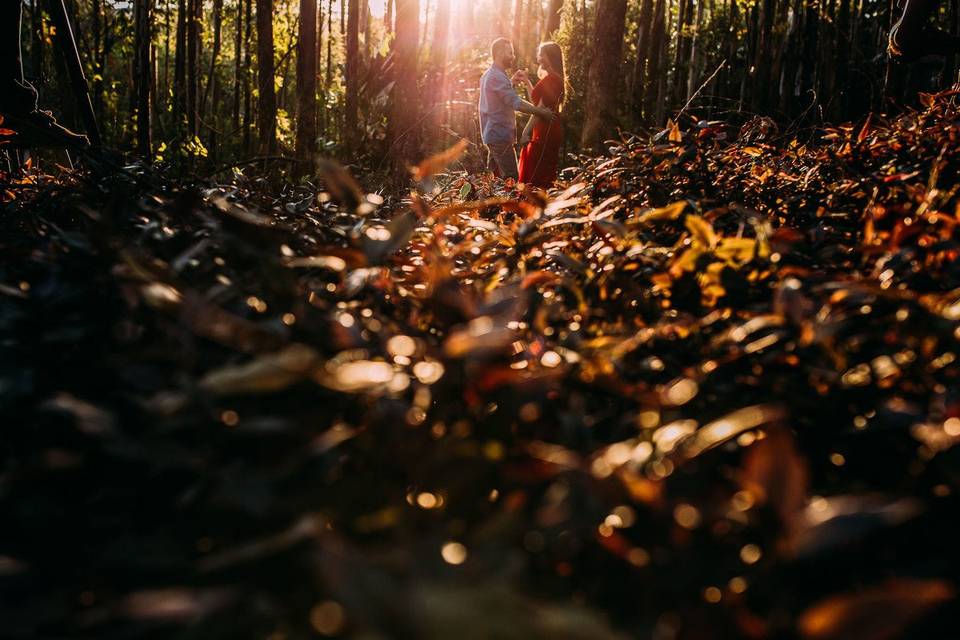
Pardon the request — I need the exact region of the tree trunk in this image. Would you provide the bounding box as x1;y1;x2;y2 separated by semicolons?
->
135;0;152;157
421;0;431;51
632;0;654;118
524;0;537;63
233;0;243;131
512;0;524;56
778;0;801;115
430;0;451;135
163;0;172;114
203;0;224;155
581;0;628;149
647;0;666;123
326;0;334;92
726;0;738;98
345;0;359;148
544;0;563;37
460;0;474;37
186;0;201;136
174;0;187;131
387;0;420;176
256;0;277;153
754;0;773;111
91;0;104;119
31;0;43;86
296;0;318;161
686;0;705;99
317;0;325;136
430;0;450;73
241;0;253;152
834;0;850;117
363;0;371;61
497;0;510;35
672;0;692;105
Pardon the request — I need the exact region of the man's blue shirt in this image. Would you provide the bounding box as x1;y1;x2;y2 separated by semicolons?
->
479;65;522;145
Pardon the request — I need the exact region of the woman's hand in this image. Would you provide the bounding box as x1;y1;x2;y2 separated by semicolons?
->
518;131;531;146
511;70;529;84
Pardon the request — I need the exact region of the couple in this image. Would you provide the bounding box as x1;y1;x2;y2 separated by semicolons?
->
479;38;565;188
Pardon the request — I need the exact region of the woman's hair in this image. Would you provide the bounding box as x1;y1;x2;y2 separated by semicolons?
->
538;41;565;108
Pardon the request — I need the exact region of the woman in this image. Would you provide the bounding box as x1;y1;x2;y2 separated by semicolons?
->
517;42;565;188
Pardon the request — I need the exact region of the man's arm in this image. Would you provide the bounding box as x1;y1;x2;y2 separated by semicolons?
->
493;73;556;123
517;99;556;122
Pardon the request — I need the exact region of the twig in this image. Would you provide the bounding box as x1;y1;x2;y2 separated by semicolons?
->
676;59;727;123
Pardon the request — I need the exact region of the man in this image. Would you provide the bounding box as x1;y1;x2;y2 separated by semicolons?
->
0;1;89;148
479;38;555;181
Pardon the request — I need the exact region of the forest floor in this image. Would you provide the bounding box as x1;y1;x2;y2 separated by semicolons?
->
3;94;960;640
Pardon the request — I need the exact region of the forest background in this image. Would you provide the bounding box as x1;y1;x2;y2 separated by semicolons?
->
25;0;960;178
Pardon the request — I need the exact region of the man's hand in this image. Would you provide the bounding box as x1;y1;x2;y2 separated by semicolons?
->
511;70;529;84
518;131;531;146
537;107;557;121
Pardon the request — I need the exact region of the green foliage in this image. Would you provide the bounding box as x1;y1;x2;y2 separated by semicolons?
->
555;0;590;143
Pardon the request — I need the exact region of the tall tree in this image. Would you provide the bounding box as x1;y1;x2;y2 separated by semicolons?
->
430;0;451;80
387;0;420;175
174;0;187;130
31;0;43;88
243;0;254;152
671;0;692;104
326;0;334;94
754;0;774;110
421;0;432;51
233;0;244;131
581;0;628;148
297;0;319;160
686;0;705;99
544;0;563;36
496;0;510;35
631;0;654;117
134;0;152;156
203;0;224;156
363;0;372;61
524;0;537;62
91;0;104;119
256;0;277;153
186;0;201;136
317;0;326;136
345;0;360;147
428;0;451;134
512;0;524;55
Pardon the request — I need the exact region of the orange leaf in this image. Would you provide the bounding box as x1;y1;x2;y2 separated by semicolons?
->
856;114;872;144
667;119;682;143
521;270;561;289
412;139;469;181
798;579;954;640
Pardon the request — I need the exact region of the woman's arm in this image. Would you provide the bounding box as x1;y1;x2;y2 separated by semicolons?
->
519;98;545;145
511;70;536;99
520;114;535;145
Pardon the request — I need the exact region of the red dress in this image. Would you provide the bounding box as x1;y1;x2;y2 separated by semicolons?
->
518;73;564;188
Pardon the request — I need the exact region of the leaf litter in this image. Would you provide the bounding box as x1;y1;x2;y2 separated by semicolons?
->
4;94;960;638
